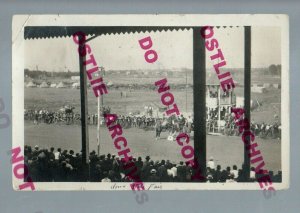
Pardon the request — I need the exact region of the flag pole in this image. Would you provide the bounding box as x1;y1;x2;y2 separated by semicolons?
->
97;94;100;156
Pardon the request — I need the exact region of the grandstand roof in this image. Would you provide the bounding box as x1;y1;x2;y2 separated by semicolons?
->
24;26;240;40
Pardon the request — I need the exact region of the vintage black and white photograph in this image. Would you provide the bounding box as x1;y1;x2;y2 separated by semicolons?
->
12;15;289;190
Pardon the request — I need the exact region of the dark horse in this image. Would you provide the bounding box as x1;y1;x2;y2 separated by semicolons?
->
59;105;75;124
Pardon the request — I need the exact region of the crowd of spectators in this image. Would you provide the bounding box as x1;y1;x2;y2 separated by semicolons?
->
24;145;282;183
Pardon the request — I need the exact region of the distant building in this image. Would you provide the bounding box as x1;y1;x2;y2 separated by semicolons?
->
71;76;80;81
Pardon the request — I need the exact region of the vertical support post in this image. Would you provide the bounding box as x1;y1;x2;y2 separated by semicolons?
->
97;95;100;156
244;26;251;180
193;27;206;181
79;46;90;181
218;86;221;131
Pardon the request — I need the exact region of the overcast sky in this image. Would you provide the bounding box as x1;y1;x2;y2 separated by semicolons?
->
25;26;281;72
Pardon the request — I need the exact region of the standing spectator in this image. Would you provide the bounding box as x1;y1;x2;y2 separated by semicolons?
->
32;145;40;158
170;163;178;180
177;161;187;182
155;119;162;140
136;157;143;176
54;148;61;161
141;156;151;179
157;160;168;181
49;147;55;160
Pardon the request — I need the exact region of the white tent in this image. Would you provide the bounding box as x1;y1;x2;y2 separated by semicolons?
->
50;83;57;88
26;81;36;88
56;82;67;88
72;82;80;89
40;81;49;88
107;81;113;86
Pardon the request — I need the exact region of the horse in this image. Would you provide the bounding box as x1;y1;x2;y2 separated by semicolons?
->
59;106;75;124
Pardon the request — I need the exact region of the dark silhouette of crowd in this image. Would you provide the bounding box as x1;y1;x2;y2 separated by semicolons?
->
24;145;282;183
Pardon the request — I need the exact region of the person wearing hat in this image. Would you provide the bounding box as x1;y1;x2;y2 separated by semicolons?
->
144;156;150;167
32;145;40;158
101;155;111;173
141;156;151;180
158;160;168;181
177;161;187;182
49;147;55;160
136;157;143;177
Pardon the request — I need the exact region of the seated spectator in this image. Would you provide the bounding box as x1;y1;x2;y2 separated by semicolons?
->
54;148;61;160
226;174;237;183
147;169;160;182
213;165;222;182
250;167;256;181
206;174;213;183
23;145;281;184
230;165;239;180
101;172;111;182
207;156;215;170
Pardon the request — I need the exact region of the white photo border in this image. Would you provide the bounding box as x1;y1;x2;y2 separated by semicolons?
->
12;14;289;191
